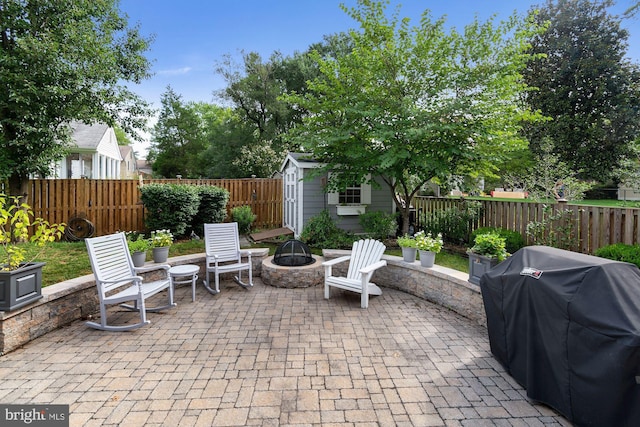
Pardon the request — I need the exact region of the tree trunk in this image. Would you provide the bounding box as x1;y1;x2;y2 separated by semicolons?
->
8;173;29;199
399;204;412;236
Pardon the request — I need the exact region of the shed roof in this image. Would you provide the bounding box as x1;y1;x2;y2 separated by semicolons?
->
280;152;323;172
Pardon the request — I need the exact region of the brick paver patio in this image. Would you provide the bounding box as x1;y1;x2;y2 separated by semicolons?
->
0;278;570;426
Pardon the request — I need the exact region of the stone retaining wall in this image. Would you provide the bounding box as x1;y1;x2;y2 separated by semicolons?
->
0;249;269;355
323;249;486;327
0;248;483;355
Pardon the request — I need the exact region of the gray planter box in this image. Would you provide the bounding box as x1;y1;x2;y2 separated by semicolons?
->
0;262;44;311
468;252;499;285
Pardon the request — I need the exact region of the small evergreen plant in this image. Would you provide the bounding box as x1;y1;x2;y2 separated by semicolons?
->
232;205;257;234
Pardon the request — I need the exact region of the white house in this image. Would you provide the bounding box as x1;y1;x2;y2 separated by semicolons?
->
52;122;122;179
119;145;137;179
281;152;395;238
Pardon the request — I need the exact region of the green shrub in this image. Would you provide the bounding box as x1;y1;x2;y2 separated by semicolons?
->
126;233;151;254
191;185;229;237
594;243;640;268
140;184;200;237
471;227;525;254
300;210;355;249
396;234;417;248
470;232;508;261
420;201;481;245
358;211;398;240
231;205;257;234
526;205;580;250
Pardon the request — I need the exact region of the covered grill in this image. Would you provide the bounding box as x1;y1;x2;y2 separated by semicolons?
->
481;246;640;426
272;239;315;266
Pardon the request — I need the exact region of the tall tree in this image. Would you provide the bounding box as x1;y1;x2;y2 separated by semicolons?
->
522;0;640;181
215;51;292;151
0;0;153;196
148;87;206;178
198;106;254;178
284;0;541;233
114;125;131;146
214;35;353;176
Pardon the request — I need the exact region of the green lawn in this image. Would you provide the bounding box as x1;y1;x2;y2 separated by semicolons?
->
462;196;640;208
31;238;469;287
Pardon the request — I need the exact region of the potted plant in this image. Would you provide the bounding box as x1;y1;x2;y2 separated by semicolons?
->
414;230;443;268
126;233;151;267
397;234;418;263
150;229;173;263
467;232;509;285
0;194;65;311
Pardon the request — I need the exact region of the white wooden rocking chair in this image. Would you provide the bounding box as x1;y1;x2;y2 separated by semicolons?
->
85;232;176;331
323;238;387;308
203;222;253;294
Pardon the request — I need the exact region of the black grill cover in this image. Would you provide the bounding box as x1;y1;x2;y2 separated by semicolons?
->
481;246;640;426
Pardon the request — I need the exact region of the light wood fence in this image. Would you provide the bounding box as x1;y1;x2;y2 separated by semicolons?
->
412;197;640;254
23;183;640;252
26;178;282;237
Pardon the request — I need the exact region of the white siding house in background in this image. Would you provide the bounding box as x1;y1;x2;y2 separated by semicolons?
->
52;122;122;179
119;145;137;179
281;152;395;238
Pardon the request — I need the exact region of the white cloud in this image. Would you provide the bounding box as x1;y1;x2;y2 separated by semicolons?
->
157;66;192;76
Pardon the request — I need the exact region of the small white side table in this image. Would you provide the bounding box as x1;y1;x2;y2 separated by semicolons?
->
169;265;200;302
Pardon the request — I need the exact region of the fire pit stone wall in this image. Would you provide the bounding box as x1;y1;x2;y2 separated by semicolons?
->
262;255;324;288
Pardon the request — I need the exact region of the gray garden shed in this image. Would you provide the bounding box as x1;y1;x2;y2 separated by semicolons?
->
281;152;395;238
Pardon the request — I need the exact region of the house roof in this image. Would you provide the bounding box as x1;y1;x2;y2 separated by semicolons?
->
136;158;153;175
71;122;109;150
119;145;134;158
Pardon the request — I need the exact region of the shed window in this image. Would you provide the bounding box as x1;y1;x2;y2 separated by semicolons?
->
327;174;372;205
339;183;362;204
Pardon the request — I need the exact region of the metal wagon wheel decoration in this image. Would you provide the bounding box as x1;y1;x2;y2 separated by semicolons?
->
64;215;95;241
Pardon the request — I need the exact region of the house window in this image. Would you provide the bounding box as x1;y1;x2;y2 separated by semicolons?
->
339;183;362;204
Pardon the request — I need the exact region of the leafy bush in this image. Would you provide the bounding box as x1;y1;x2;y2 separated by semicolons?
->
471;227;525;254
594;243;640;268
231;205;257;234
126;233;151;254
140;184;200;236
191;185;229;237
526;205;580;250
358;211;398;240
300;210;355;249
396;234;417;248
420;201;481;245
470;232;508;261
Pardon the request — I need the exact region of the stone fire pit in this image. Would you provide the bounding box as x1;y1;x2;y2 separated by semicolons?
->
261;255;324;288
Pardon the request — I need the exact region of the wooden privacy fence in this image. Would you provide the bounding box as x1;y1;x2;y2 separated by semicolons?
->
412;196;640;254
26;178;283;237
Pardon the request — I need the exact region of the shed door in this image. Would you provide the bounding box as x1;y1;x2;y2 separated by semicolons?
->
284;164;298;234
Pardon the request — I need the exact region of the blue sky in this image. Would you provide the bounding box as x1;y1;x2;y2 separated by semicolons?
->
119;0;639;153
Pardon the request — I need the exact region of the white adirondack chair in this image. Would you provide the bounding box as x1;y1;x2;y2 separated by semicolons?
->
323;239;387;309
203;222;253;294
85;232;176;331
